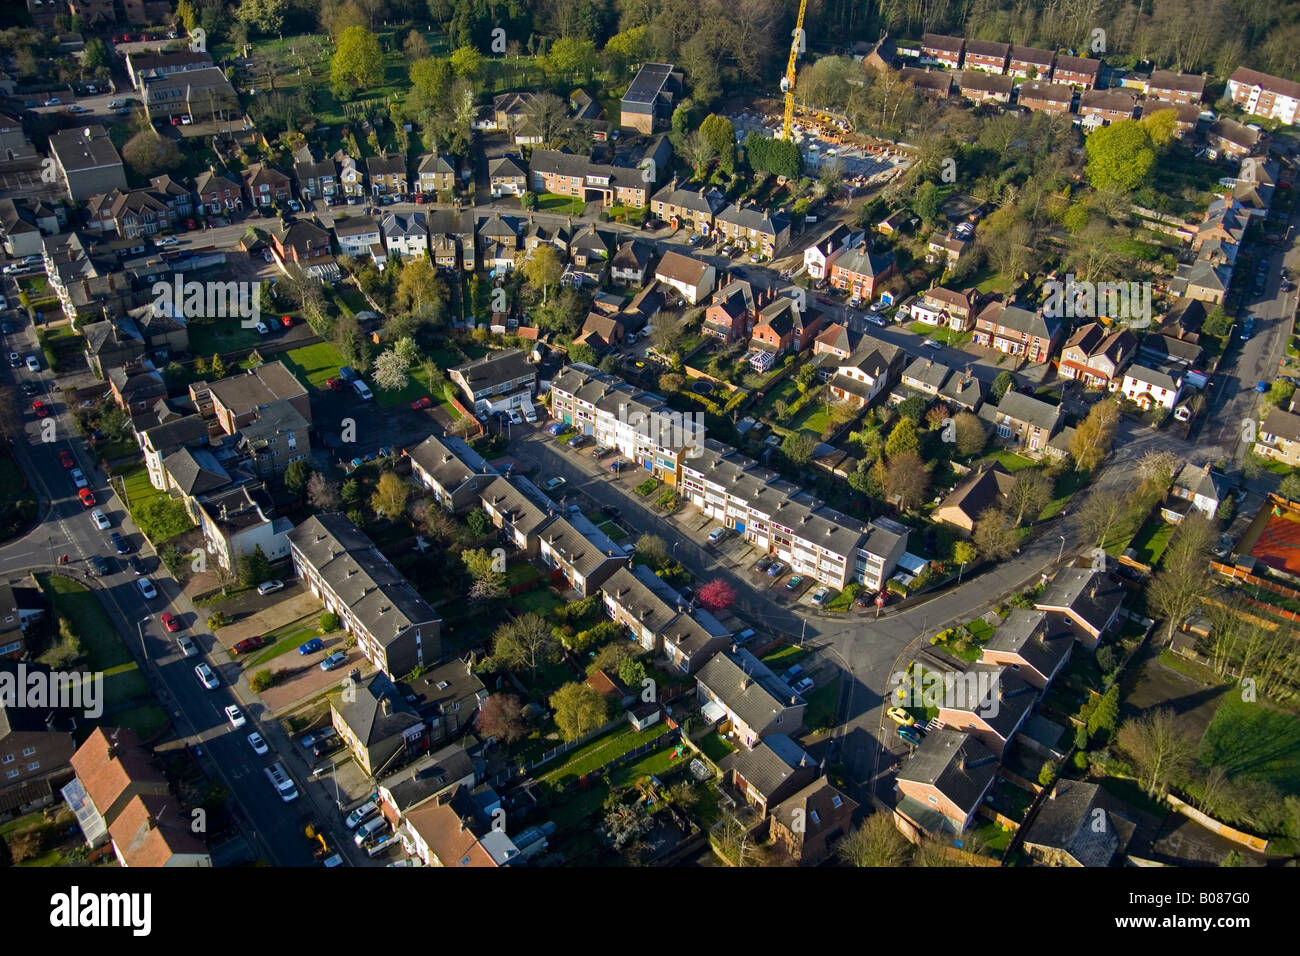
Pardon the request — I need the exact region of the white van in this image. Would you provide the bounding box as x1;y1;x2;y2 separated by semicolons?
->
352;379;373;401
354;815;387;847
264;762;299;802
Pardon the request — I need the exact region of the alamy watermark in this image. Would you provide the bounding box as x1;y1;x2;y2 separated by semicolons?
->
0;663;103;719
152;274;262;328
618;405;704;457
1042;273;1152;328
890;668;1001;718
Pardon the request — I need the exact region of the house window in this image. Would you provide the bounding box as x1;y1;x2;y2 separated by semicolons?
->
21;747;35;757
997;425;1011;439
1;754;11;764
5;770;17;779
928;794;938;804
27;761;39;771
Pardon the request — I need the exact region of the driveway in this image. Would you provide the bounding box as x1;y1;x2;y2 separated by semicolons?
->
215;585;320;650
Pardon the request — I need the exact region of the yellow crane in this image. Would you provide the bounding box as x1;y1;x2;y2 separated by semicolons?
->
780;0;810;140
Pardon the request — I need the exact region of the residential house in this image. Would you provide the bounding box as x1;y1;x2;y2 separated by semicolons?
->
957;70;1014;104
63;727;169;850
1143;98;1200;137
82;317;145;378
1052;55;1101;89
292;146;337;201
660;607;732;675
0;660;73;809
0;198;55;258
827;337;905;408
1227;66;1300;125
920;34;964;69
192;483;290;572
1021;779;1138;866
803;224;861;279
827;240;896;301
334;216;384;261
242;162;292;209
336;153;365;197
895;729;999;834
655;250;715;305
650;178;726;234
137;414;208;491
927;233;969;269
973;300;1062;362
1034;567;1125;650
939;369;986;411
769;778;857;866
478;476;555;555
899;356;951;397
748;295;823;358
332;671;426;778
382;212;429;260
233;399;312;480
141;67;238;124
620;63;682;134
696;648;805;748
269;217;331;265
448;348;536;414
1147;70;1206;105
125;49;213;90
1120;364;1183;411
928;664;1036;758
979;390;1063;457
376;743;475;818
900;67;953;99
427;208;476;271
1162;461;1227;523
366;152;409;196
416;153;456;195
193;169;243;214
1206;117;1268;160
48;125;126;201
106;792;212;866
205;361;311;436
397;785;515;866
1169;258;1230;304
609;239;653;286
478;214;523;273
978;609;1072;690
1007;46;1055;80
1078;89;1139;125
1017;81;1074;115
1255;405;1300;467
719;734;819;816
933;462;1016;533
406;434;498;514
703;279;760;342
714;203;791;257
962;39;1009;73
288;513;442;679
108;360;167;415
487;156;527;198
490;91;537;133
537;513;631;598
1059;322;1136;390
601;564;687;654
911;285;977;331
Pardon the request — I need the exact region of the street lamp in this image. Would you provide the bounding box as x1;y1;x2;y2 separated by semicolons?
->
136;616;152;665
1058;535;1066;564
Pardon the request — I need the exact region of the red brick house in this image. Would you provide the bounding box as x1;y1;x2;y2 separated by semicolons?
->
895;729;999;835
828;240;896;301
1007;46;1055;79
1017;81;1074;115
1052;55;1100;89
973;300;1062;361
1078;89;1139;125
962;38;1009;73
920;33;964;69
749;296;822;355
702;279;764;342
769;779;857;866
1146;70;1206;105
1058;322;1135;390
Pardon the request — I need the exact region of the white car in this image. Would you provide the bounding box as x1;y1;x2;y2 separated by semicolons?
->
509;410;523;425
195;662;219;690
176;634;197;657
922;338;942;349
225;704;247;729
353;816;387;847
345;800;379;829
136;577;157;600
25;355;39;372
524;407;538;423
70;468;87;488
707;527;728;544
255;322;269;334
157;237;178;246
44;97;61;106
256;579;284;596
91;508;111;530
247;731;269;755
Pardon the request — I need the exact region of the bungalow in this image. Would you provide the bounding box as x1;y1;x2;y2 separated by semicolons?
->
978;609;1072;690
1161;461;1227;523
1059;322;1136;390
696;647;805;749
406;434;498;514
1034;567;1125;650
895;729;998;835
655;250;715;305
932;462;1015;533
827;240;896;301
1017;81;1074;115
1007;46;1055;80
718;734;818;817
911;285;977;331
537;513;630;597
1120;364;1182;411
1021;779;1139;866
978;390;1063;457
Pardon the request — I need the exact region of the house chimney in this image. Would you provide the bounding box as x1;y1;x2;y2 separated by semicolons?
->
957;752;966;772
380;698;392;716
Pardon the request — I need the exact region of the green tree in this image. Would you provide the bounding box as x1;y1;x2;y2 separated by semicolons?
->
782;431;816;465
618;657;647;689
522;244;562;303
973;507;1018;560
569;342;598;366
1268;380;1296;407
284;460;311;497
238;544;271;587
953;540;977;568
699;114;736;174
547;37;597;77
1088;684;1120;739
884;417;919;459
370;472;409;518
953;411;986;456
236;0;288;34
331;26;383;91
82;37;111;72
209;353;226;379
493;613;559;677
991;371;1015;403
1203;307;1232;337
550;681;609;740
795;363;818;392
1279;472;1300;501
466;507;491;537
449;45;483;82
1085;119;1156;193
884;450;931;512
1069;398;1120;471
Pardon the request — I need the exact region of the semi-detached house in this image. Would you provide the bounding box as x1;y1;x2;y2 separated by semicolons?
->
448;348;536;414
696;647;805;749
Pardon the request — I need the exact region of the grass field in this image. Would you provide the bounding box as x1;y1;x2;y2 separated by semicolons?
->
760;644;810;671
281;341;346;390
1130;514;1176;567
539;721;672;787
116;462;193;543
242;615;322;668
536;193;586;216
188;320;261;358
1198;694;1300;796
979;449;1038;473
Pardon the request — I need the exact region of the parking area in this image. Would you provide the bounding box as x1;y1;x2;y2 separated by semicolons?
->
213;584;318;651
258;644;361;715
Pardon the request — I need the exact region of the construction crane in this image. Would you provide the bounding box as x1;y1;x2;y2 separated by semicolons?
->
780;0;810;141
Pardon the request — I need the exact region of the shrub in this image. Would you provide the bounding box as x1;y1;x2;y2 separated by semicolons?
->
207;611;231;629
249;669;276;692
1073;750;1090;770
319;612;341;634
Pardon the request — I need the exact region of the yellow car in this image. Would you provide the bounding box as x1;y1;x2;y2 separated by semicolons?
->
886;707;916;727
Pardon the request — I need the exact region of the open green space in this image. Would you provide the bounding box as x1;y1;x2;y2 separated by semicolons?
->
698;731;736;763
1130;514;1176;567
187;320;261;358
538;720;672;787
760;644;810;671
803;676;841;731
536;193;586;216
1199;694;1300;796
0;453;37;542
979;449;1038;473
280;341;346;390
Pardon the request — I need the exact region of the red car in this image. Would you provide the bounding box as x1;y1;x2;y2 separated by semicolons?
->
160;612;181;633
58;450;74;468
232;636;264;655
325;377;345;392
78;488;95;507
411;397;433;410
186;218;197;230
414;193;427;204
32;400;47;417
280;315;293;328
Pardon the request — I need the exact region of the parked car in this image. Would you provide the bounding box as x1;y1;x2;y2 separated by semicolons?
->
91;509;111;530
793;676;815;694
136;578;157;600
897;724;924;746
247;732;269;755
325;377;345;392
128;555;146;576
195;663;219;690
70;468;87;488
811;587;831;606
523;407;538;424
785;574;804;591
88;554;111;576
26;355;40;372
887;706;916;726
176;634;197;657
110;532;130;554
566;433;592;448
298;637;324;655
31;400;47;418
225;705;246;729
256;579;285;596
707;527;729;544
591;445;613;458
78;488;95;507
58;450;74;468
922;338;942;349
354;816;387;848
320;650;347;671
543;476;567;493
160;612;181;633
547;422;565;436
766;561;787;578
601;505;622;519
233;636;264;655
345;800;380;829
410;396;433;410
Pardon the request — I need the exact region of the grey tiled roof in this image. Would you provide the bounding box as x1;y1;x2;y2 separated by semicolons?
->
896;729;998;817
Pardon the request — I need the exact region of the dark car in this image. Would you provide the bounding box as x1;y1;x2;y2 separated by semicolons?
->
110;532;131;554
128;555;146;575
755;554;775;572
313;736;342;757
233;636;264;655
88;554;112;576
601;505;621;519
298;637;324;655
608;460;627;473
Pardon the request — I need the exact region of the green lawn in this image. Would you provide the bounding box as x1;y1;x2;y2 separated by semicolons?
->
980;449;1037;473
280;341;346;390
0;452;37;542
536;193;586;216
596;520;628;541
790;401;833;437
188;320;261;358
242;616;321;668
1199;694;1300;796
698;731;735;763
1041;466;1091;521
510;588;565;616
803;676;840;731
760;644;810;671
539;721;672;786
907;321;972;346
109;704;170;738
1130;515;1176;567
115;463;194;543
610;740;685;786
